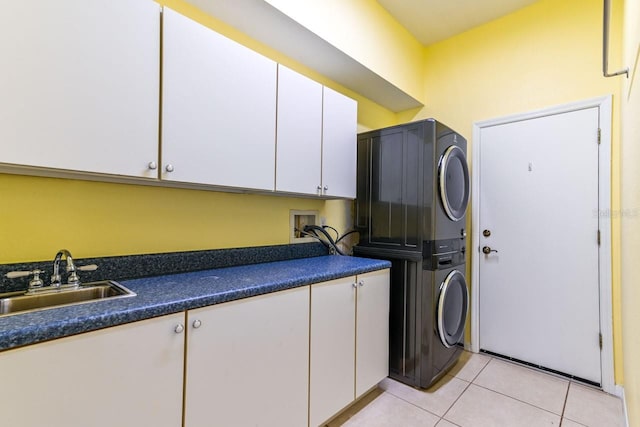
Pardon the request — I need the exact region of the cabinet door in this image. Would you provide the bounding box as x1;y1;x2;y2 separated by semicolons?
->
0;0;160;178
0;313;185;427
275;65;323;195
356;269;391;397
310;276;357;426
185;286;309;427
321;87;357;198
162;8;277;190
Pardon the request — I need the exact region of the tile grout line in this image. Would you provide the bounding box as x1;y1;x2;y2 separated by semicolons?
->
474;356;574;420
380;354;497;425
436;414;464;427
380;388;446;420
439;378;473;422
379;373;475;422
559;381;571;426
561;381;590;427
470;382;566;420
440;356;494;422
468;355;494;383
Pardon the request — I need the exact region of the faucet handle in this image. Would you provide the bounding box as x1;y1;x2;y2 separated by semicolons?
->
6;269;45;291
69;264;98;287
6;270;36;279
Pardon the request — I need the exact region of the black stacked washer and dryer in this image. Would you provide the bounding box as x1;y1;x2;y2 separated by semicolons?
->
354;118;470;389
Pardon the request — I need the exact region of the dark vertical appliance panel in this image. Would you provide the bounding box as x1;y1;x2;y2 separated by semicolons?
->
388;256;422;385
355;135;370;231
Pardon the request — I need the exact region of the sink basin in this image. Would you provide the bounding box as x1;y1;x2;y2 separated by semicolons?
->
0;281;136;317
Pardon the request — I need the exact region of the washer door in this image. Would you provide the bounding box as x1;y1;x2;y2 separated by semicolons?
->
438;145;470;221
437;269;469;348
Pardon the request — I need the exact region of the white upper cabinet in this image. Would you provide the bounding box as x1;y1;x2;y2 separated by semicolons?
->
0;2;356;197
161;8;277;191
276;65;357;198
275;64;323;195
322;86;357;198
0;0;160;178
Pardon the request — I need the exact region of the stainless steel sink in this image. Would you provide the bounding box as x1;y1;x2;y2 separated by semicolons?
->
0;281;136;317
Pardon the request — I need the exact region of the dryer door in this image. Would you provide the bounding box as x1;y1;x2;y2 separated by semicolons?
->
437;269;468;348
438;145;470;221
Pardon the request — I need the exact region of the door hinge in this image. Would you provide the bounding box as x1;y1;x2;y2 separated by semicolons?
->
597;128;602;144
599;333;603;349
597;230;601;246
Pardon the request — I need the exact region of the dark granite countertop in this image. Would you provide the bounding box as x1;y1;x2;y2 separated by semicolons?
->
0;255;390;352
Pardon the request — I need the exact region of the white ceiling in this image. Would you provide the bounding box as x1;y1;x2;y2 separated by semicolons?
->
377;0;540;45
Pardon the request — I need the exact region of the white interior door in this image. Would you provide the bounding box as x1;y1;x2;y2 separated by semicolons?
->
478;107;601;384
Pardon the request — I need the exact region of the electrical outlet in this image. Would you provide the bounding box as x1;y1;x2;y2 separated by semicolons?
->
290;210;319;243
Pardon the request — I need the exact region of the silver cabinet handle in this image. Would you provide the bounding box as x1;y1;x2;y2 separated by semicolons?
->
352;282;357;289
323;185;328;192
192;319;202;329
165;164;175;173
174;324;185;334
358;280;364;287
148;161;158;170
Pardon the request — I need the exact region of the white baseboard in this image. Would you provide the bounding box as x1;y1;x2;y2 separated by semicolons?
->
616;386;629;427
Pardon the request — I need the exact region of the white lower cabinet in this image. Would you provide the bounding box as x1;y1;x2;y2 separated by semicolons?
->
0;312;185;427
355;269;391;397
309;269;390;426
184;286;310;427
0;270;388;427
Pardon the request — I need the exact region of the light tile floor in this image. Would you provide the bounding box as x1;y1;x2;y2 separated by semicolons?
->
327;352;625;427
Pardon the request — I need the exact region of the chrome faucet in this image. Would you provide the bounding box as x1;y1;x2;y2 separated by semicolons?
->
6;250;98;295
51;249;79;288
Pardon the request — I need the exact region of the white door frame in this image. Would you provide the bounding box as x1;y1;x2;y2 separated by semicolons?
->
470;95;614;393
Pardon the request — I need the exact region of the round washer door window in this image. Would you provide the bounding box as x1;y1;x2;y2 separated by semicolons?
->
439;145;470;221
437;269;469;348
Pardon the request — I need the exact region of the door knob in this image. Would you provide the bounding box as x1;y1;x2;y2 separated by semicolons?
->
482;246;498;254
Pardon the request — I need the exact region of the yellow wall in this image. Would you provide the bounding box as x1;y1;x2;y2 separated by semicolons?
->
0;174;326;262
621;0;640;422
401;0;625;383
0;0;404;264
